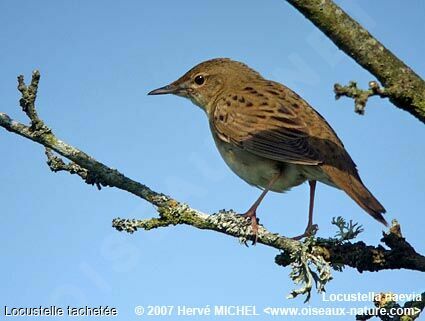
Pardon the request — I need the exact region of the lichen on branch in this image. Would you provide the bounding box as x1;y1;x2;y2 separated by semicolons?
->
285;0;425;123
1;72;424;304
334;81;388;115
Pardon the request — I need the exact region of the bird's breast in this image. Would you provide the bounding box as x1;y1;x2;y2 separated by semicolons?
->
212;132;306;192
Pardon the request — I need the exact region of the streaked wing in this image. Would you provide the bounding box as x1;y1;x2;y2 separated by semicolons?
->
211;82;322;165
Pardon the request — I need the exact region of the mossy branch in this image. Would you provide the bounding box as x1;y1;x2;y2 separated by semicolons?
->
285;0;425;122
1;72;424;304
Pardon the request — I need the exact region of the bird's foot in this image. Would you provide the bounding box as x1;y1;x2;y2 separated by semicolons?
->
292;224;319;240
241;209;259;245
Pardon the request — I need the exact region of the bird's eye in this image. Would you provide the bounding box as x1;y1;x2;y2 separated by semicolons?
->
194;75;205;85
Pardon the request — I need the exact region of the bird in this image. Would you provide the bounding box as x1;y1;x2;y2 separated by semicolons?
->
148;58;387;240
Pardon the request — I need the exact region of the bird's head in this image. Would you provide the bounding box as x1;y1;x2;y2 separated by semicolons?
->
148;58;262;114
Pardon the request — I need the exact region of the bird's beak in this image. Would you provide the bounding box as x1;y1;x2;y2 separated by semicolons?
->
148;83;181;96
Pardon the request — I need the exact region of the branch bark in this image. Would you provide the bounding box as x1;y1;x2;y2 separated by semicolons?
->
1;72;424;278
285;0;425;122
2;2;425;310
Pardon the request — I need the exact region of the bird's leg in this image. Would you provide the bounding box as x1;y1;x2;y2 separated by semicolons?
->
241;172;281;243
293;180;318;240
306;180;316;231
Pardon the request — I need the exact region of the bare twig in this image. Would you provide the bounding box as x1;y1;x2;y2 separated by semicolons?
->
334;81;389;115
17;70;44;130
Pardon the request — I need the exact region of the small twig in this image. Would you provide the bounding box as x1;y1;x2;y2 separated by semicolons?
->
45;148;88;177
334;81;389;115
17;70;44;130
45;148;103;190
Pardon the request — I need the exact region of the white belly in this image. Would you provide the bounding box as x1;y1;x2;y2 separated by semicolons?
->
212;133;307;192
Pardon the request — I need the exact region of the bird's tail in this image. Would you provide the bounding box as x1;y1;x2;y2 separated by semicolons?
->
324;166;387;226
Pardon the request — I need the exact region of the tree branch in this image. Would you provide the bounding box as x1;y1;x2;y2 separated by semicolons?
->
1;72;424;303
1;1;423;313
275;220;425;273
285;0;425;122
0;71;425;272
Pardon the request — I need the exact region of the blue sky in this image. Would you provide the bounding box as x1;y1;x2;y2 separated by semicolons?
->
1;0;424;320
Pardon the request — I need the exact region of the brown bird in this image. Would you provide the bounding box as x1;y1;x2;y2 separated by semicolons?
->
148;58;387;239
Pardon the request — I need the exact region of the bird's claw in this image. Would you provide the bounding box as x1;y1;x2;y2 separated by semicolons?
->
241;210;259;245
292;224;319;240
